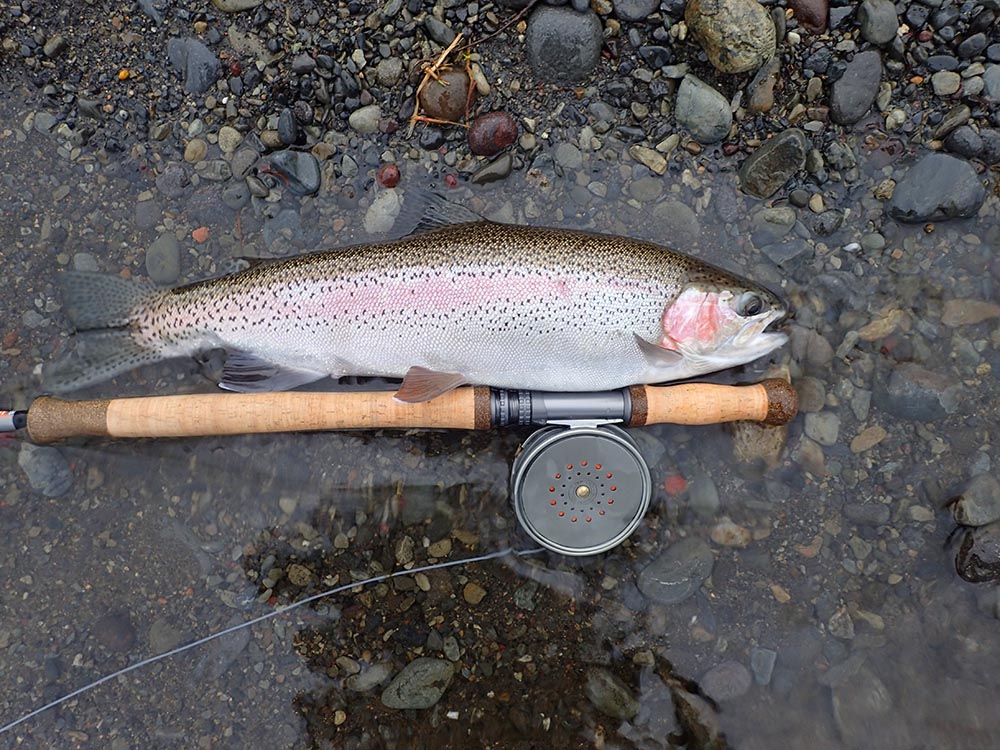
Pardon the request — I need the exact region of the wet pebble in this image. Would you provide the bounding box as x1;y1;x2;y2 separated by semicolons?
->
218;126;242;153
554;142;584;169
857;0;898;45
615;0;658;22
585;668;640;719
637;537;714;605
93;612;137;653
470;152;513;184
148;618;184;652
956;522;1000;583
952;475;1000;527
155;162;191;199
789;0;827;34
804;412;840;446
944;126;983;159
701;660;752;701
942;298;1000;326
750;647;777;685
675;75;732;144
525;6;603;83
887;153;985;222
876;362;962;422
381;657;455;709
418;68;470;122
18;444;73;498
831;50;882;125
424;16;456;45
468;111;518;157
167;37;221;94
348;104;382;134
747;56;780;114
364;190;401;233
221;181;250;210
145;233;181;284
43;34;67;58
212;0;263;10
739;128;808;198
849;425;887;453
932;71;961;97
269;150;321;195
346;662;393;692
984;65;1000;101
685;0;776;73
277;108;299;145
376;58;403;87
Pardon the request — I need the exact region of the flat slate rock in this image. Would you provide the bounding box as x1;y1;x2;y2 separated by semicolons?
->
887;152;986;222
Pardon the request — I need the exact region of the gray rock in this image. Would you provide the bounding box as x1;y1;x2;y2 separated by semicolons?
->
526;7;603;83
701;661;752;702
197;159;232;182
843;502;891;526
269;150;321;195
983;65;1000;101
381;657;455;709
145;233;181;284
277;108;299;145
739;128;808;198
629;176;663;202
470;152;514;184
688;472;720;519
43;34;67;58
424;17;457;45
221;182;251;210
72;253;99;272
761;239;810;265
831;50;882;125
346;662;393;692
952;474;1000;527
637;537;714;605
857;0;898;45
830;666;897;748
134;200;162;230
652;200;701;244
804;412;840;446
956;522;1000;583
34;112;56;134
875;362;962;422
376;57;403;87
585;668;640;719
944;126;983;159
167;38;221;95
685;0;776;73
212;0;263;10
148;618;184;652
615;0;659;22
750;647;777;685
348;104;381;134
752;206;796;243
554;142;584;169
675;75;732;144
18;444;73;498
931;70;961;97
887;153;985;222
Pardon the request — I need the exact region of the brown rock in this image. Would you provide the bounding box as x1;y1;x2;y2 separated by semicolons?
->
850;425;888;453
942;299;1000;327
685;0;776;74
747;57;780;114
789;0;828;33
468;111;518;157
418;68;472;122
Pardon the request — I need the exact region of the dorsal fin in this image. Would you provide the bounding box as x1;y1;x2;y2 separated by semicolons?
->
394;192;486;237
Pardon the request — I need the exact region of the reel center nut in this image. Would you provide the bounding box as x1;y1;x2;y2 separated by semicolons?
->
511;425;652;556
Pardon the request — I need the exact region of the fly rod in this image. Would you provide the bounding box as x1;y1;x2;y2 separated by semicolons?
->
2;379;797;444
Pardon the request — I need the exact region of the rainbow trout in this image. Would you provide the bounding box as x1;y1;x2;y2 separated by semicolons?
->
47;220;788;402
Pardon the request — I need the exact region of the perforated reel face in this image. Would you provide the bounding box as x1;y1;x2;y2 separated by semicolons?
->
511;425;652;556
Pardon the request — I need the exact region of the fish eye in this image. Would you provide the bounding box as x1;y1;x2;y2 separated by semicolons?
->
736;292;764;317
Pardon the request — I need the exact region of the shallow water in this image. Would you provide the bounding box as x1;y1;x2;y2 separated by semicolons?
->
1;87;999;750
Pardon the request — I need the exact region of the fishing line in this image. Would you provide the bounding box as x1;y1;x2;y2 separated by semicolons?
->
0;545;545;736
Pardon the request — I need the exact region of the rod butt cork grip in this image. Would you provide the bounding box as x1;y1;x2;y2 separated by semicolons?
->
27;397;112;444
628;378;798;427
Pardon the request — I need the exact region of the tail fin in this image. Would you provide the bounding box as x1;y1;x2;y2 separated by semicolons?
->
45;272;164;393
61;271;158;330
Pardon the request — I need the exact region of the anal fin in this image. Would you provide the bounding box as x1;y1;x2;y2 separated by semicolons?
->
220;351;328;392
393;366;467;403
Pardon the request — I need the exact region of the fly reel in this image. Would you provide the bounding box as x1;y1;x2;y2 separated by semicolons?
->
511;424;652;556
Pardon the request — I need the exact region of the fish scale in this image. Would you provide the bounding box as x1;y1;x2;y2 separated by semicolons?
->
47;222;788;397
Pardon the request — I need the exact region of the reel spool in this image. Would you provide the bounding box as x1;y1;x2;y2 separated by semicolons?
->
511;425;652;556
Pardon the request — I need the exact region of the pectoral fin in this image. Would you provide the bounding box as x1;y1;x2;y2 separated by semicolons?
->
220;351;328;392
394;366;468;403
634;334;684;367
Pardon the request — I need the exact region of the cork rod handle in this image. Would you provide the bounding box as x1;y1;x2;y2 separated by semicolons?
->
629;378;797;427
27;388;491;444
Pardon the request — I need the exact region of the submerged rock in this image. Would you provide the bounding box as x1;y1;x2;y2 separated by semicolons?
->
887;153;985;222
739;128;808;198
167;37;221;94
381;657;455;709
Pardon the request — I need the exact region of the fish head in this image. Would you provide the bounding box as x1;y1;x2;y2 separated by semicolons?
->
658;273;788;369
